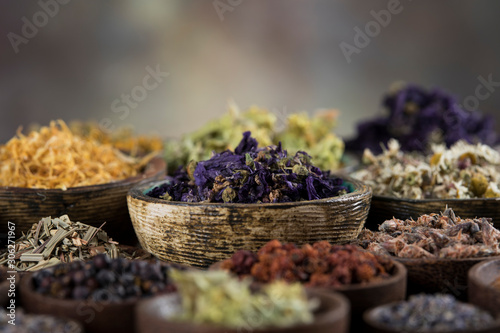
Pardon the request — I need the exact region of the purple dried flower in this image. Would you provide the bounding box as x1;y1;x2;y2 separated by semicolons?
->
346;84;499;153
148;132;350;203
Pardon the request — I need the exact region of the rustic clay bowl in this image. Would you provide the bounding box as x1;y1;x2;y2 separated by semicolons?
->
366;195;500;230
468;259;500;316
0;156;166;245
127;175;372;268
19;259;180;333
332;261;406;313
363;300;500;333
393;255;500;298
135;288;350;333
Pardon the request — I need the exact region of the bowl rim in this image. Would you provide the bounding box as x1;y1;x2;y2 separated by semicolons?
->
332;260;406;292
469;258;500;292
363;298;500;333
127;174;371;208
392;254;500;264
0;156;165;193
372;193;500;203
135;287;350;332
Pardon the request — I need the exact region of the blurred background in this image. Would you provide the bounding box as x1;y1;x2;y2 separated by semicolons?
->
0;0;499;143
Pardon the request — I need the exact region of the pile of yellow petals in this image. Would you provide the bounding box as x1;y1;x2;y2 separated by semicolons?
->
0;120;145;190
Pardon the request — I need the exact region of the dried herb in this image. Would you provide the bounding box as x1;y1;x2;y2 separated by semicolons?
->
164;102;344;173
352;139;500;199
167;269;316;329
150;132;350;203
371;294;495;332
0;308;83;333
215;240;393;287
358;208;500;259
346;83;499;153
32;254;177;301
0;120;155;189
0;215;150;271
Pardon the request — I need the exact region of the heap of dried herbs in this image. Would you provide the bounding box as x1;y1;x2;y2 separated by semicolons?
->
33;254;177;301
215;240;394;287
164;102;344;172
0;120;155;189
149;132;350;203
0;215;149;271
0;309;83;333
352;139;500;199
346;83;499;153
370;294;495;332
358;208;500;259
167;269;316;329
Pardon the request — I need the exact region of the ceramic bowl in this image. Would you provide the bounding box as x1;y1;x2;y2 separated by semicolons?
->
19;258;178;333
135;288;350;333
0;156;166;245
468;258;500;316
127;175;372;268
366;195;500;230
363;300;500;333
331;261;406;313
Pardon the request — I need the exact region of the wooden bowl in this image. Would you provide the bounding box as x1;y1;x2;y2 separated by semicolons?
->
127;176;372;268
393;256;500;298
135;288;350;333
363;300;500;333
310;260;406;332
0;156;166;245
468;259;500;316
331;261;406;315
366;195;500;230
19;259;177;333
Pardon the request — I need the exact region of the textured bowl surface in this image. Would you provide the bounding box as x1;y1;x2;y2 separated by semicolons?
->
468;259;500;316
135;288;350;333
127;176;372;268
366;195;500;230
0;157;166;245
363;300;500;333
393;255;500;297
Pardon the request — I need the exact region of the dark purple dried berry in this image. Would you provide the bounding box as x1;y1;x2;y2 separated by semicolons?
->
92;254;110;269
96;269;116;286
72;286;90;300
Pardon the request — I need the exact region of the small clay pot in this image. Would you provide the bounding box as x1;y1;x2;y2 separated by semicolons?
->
312;260;406;332
135;289;350;333
19;259;178;333
468;258;500;316
363;300;500;333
